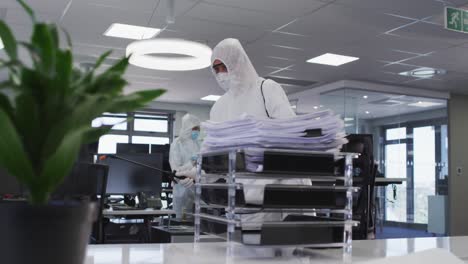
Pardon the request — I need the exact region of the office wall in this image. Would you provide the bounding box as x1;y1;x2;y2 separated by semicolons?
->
448;94;468;235
147;101;211;138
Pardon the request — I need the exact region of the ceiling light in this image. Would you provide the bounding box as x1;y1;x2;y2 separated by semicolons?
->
201;95;221;102
126;39;212;71
408;101;443;107
344;117;355;122
363;95;368;99
313;106;319;109
104;23;161;40
307;53;359;66
291;105;297;109
365;111;370;114
399;67;446;78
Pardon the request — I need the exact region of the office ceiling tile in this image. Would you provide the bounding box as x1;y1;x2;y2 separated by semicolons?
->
185;2;294;30
202;0;326;18
333;0;461;19
405;46;468;73
280;4;409;45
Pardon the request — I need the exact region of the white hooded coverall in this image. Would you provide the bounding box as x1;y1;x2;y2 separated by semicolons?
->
209;38;305;224
169;114;201;219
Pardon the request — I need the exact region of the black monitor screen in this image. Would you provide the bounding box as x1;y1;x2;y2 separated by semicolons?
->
100;153;162;195
117;143;150;154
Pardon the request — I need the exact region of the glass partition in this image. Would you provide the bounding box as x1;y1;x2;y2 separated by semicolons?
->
297;88;448;235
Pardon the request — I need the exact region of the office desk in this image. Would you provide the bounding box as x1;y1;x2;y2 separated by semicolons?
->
103;209;175;216
85;236;468;264
375;177;406;186
101;209;175;243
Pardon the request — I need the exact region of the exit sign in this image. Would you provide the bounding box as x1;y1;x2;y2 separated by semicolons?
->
445;7;468;33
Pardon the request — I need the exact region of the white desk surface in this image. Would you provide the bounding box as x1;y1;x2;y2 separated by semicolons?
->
85;236;468;264
102;209;175;216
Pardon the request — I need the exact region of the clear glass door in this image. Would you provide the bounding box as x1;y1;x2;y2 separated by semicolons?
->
413;126;436;224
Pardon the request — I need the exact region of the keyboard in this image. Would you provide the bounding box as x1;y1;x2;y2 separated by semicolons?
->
112;205;141;211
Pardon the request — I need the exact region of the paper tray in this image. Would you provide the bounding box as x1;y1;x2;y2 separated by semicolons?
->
201;183;358;209
201;148;336;175
200;216;345;246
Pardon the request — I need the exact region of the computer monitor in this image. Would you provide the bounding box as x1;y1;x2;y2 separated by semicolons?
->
52;163;109;199
0;167;22;195
99;153;162;196
117;143;150;154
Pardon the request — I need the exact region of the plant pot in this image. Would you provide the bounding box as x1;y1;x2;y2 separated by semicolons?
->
0;201;97;264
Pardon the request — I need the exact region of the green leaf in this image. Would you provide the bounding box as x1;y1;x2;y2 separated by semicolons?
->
95;50;112;70
17;0;36;22
0;92;14;118
0;20;18;60
107;89;166;113
31;23;56;75
82;125;113;144
54;49;72;93
14;93;41;168
61;28;72;48
40;127;88;196
104;57;129;76
0;108;35;187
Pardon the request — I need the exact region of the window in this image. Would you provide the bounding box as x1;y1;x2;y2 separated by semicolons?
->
386;127;406;141
97;135;129;154
132;136;169;145
93;111;173;154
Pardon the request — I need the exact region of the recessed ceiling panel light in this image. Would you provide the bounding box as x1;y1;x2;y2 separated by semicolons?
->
104;23;161;40
313;106;319;109
365;111;370;114
363;95;368;99
408;101;443;107
307;53;359;66
201;95;221;101
126;39;212;71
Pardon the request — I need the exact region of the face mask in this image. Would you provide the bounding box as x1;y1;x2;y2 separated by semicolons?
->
216;73;231;91
191;131;200;140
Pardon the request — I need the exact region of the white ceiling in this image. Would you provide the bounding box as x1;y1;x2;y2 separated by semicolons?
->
2;0;468;105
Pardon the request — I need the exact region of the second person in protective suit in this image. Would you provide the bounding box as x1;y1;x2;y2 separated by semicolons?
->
169;114;202;219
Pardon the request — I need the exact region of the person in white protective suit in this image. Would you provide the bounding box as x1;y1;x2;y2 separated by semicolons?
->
209;38;308;224
169;114;202;219
210;38;295;122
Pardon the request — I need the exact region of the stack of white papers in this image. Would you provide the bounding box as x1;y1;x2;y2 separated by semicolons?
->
201;110;348;172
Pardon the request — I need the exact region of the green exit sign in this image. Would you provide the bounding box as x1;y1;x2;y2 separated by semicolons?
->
445;7;468;33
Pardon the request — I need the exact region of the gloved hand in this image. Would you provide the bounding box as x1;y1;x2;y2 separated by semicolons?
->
177;163;194;172
178;177;194;188
176;167;197;179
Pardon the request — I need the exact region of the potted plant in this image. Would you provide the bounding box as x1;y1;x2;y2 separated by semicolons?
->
0;1;165;263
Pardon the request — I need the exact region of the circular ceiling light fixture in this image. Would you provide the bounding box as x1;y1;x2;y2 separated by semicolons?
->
126;39;212;71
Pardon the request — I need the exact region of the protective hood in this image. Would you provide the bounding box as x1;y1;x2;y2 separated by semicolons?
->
179;114;200;140
211;38;259;93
